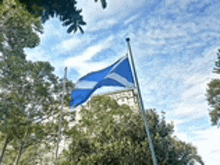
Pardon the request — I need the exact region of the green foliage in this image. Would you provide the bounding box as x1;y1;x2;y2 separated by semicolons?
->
0;56;58;164
0;0;42;54
0;0;107;34
0;1;76;163
207;49;220;127
61;95;204;165
0;2;73;161
0;55;75;164
0;52;74;163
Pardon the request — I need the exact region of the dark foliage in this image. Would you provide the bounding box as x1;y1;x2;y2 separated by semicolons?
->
0;0;107;33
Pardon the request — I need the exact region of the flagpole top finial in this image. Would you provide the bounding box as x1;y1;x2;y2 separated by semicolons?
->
126;38;130;42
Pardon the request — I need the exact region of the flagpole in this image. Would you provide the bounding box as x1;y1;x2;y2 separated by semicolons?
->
126;38;158;165
55;67;67;165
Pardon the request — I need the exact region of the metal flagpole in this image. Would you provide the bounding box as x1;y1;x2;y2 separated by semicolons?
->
55;67;67;165
126;38;158;165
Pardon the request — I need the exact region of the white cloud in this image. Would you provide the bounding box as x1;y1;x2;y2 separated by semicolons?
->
172;121;220;165
77;0;154;31
174;131;188;142
88;18;118;32
40;18;65;41
179;0;198;10
64;36;115;77
124;14;140;26
25;47;46;61
53;34;95;53
134;41;218;126
55;38;82;52
169;50;217;121
173;102;209;120
165;0;176;7
190;127;220;164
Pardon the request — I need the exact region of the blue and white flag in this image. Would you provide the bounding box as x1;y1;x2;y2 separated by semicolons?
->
70;56;134;107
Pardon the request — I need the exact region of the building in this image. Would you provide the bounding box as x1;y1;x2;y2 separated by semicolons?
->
103;88;138;111
60;88;139;151
72;88;139;124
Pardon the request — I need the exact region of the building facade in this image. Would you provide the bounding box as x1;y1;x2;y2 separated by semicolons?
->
103;88;138;111
58;89;139;163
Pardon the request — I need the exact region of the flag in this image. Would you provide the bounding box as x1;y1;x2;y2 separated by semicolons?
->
70;55;134;107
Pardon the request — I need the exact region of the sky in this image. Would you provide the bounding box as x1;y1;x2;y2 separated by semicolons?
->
25;0;220;164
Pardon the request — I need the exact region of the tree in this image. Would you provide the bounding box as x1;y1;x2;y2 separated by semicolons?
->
0;1;42;163
0;59;57;164
60;95;204;165
0;1;75;163
207;49;220;127
0;58;74;164
0;57;75;164
0;0;107;33
0;0;42;60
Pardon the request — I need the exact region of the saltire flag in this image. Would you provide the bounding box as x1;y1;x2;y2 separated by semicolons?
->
70;55;134;107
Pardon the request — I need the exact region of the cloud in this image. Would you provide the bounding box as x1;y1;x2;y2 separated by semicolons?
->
64;36;115;77
124;14;140;26
164;0;214;15
77;0;154;31
88;18;118;32
172;120;220;164
39;18;66;42
167;49;217;122
174;131;188;142
191;127;220;164
54;38;82;52
134;36;219;125
53;34;96;53
25;47;46;61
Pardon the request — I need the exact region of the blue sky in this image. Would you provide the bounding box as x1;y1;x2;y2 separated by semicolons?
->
25;0;220;164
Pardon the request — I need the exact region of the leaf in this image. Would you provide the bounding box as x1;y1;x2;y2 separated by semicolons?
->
67;24;77;33
78;25;84;34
